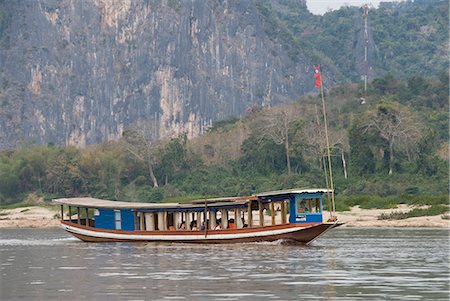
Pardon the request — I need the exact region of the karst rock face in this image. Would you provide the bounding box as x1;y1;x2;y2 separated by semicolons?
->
0;0;318;148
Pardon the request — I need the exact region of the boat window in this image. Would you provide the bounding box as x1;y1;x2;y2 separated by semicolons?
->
297;198;321;214
167;212;175;229
297;199;308;214
114;210;122;230
313;198;321;213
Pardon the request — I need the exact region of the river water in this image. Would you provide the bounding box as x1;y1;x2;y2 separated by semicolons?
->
0;228;448;300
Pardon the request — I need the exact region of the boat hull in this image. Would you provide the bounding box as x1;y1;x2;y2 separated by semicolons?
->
61;221;341;244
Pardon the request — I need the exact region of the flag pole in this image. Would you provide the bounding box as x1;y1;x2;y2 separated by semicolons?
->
318;68;336;219
314;104;333;221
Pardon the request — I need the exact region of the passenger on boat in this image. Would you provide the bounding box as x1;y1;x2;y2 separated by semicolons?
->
178;222;186;230
242;218;248;228
228;218;235;229
215;220;222;230
200;221;206;231
299;201;308;213
191;221;198;231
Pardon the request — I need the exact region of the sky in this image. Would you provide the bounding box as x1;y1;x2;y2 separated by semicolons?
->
306;0;401;15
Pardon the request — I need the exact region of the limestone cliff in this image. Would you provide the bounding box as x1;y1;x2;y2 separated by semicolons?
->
0;0;320;148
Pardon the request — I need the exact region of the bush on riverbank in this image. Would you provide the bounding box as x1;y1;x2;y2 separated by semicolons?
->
378;205;449;220
333;195;449;211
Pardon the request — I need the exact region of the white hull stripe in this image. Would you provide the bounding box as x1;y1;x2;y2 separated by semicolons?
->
62;224;318;241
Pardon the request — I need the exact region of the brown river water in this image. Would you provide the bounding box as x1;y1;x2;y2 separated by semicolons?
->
0;228;448;300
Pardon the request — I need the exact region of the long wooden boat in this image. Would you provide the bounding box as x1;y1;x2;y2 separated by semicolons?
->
53;189;342;244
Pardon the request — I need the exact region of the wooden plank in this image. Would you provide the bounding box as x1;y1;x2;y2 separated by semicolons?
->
158;212;165;231
204;200;208;237
133;212;138;230
77;207;81;224
140;212;145;230
281;201;287;224
210;211;216;230
270;202;275;225
247;201;253;228
259;202;264;227
85;207;89;227
68;206;72;222
60;205;63;221
236;209;243;228
151;213;156;231
221;209;228;229
186;212;192;230
196;212;202;229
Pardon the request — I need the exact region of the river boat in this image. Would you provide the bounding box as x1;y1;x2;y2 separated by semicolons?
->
53;189;341;244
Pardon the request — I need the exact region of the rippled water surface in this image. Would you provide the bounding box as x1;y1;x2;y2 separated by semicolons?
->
1;228;448;300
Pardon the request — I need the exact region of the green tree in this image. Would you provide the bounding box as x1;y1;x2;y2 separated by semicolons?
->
44;146;85;196
240;134;285;175
256;106;299;176
360;100;422;175
79;144;125;199
415;130;445;176
158;134;190;184
348;123;377;176
122;123;160;188
0;154;20;202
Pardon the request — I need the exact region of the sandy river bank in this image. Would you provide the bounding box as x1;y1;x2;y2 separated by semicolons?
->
0;205;449;228
336;205;449;228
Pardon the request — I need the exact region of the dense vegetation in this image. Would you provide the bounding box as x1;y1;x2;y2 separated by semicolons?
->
256;0;448;82
1;75;448;210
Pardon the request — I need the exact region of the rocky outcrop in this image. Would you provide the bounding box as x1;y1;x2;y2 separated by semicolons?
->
0;0;318;148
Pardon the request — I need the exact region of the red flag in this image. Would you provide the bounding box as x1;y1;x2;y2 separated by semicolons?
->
313;65;321;88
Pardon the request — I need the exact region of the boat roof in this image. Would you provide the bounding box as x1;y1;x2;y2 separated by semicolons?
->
52;197;249;210
53;188;331;209
189;195;257;204
255;188;332;197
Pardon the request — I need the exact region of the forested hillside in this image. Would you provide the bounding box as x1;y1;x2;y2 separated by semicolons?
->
1;74;448;205
257;0;448;82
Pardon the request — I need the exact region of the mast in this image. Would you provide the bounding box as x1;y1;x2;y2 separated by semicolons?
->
316;67;336;219
314;104;333;220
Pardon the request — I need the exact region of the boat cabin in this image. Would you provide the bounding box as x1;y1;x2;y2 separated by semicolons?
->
54;189;330;233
